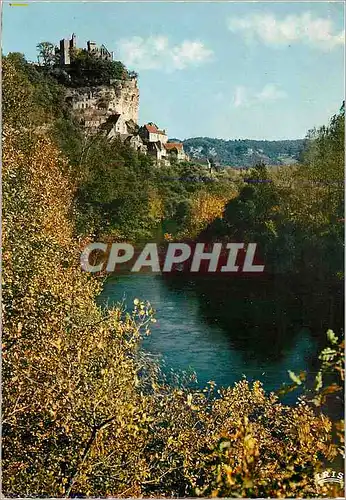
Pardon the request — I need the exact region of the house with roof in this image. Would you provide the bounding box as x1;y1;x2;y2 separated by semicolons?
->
164;142;188;162
97;114;146;152
104;113;130;137
139;123;168;145
123;134;147;154
147;141;168;163
136;122;170;164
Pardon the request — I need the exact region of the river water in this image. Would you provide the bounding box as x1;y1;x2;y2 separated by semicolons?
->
98;273;338;399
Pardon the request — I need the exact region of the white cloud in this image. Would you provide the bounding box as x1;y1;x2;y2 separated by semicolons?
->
117;36;213;71
256;84;287;102
172;41;213;69
233;86;248;108
232;84;287;108
227;12;345;50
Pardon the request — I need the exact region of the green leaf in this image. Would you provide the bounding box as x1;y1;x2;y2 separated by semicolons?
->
326;329;338;345
288;370;302;385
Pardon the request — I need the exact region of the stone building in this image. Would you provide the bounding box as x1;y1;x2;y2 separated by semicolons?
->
86;40;113;61
58;33;113;66
137;123;170;164
59;33;77;66
83;109;109;130
164;142;188;162
147;141;168;164
139;123;168;144
123;134;147;154
104;114;141;142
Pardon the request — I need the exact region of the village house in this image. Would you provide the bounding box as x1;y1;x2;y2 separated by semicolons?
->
123;134;147;154
138;124;189;165
139;123;168;145
105;113;130;136
164;142;189;162
94;114;146;152
147;141;168;164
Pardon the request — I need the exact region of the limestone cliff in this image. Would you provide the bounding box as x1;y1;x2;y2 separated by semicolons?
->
65;77;139;132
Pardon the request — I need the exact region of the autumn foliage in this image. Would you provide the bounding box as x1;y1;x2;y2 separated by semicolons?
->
2;54;344;498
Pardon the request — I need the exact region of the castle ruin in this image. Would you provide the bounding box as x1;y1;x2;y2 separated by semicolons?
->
59;33;113;66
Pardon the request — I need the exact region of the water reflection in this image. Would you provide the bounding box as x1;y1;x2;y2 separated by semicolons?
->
98;273;338;399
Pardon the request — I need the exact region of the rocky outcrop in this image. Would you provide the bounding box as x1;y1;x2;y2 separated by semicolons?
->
65;77;139;132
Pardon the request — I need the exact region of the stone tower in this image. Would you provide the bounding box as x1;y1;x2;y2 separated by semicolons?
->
59;34;76;66
59;38;70;66
70;33;76;50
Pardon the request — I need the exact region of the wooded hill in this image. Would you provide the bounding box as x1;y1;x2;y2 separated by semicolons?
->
177;137;305;167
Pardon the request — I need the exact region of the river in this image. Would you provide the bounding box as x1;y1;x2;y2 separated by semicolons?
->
98;272;343;400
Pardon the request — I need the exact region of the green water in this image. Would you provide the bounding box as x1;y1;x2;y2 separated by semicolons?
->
98;273;339;398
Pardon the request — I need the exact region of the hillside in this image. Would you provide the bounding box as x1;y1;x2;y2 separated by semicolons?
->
173;137;305;167
3;49;345;498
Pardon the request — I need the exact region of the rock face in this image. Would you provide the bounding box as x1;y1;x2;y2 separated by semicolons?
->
65;77;139;132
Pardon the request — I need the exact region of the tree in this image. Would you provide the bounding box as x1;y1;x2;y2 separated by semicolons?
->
37;41;57;67
66;50;128;86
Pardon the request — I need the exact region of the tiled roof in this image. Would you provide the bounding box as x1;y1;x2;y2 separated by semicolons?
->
165;142;183;151
145;124;166;135
145;124;157;133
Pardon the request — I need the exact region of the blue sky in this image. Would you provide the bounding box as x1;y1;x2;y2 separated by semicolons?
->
3;1;345;140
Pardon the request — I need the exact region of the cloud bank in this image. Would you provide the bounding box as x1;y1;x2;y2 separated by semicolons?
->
117;36;213;71
227;12;345;50
233;84;287;108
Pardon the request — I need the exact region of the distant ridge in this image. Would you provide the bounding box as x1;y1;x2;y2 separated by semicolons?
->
169;137;305;167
